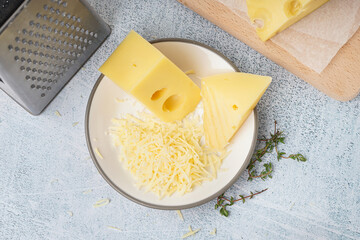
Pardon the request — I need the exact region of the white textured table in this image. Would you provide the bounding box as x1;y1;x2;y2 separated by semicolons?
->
1;1;359;239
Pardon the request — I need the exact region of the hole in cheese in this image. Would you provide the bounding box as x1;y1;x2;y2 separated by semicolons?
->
284;0;302;17
253;19;264;29
162;94;183;112
252;8;270;31
151;88;167;100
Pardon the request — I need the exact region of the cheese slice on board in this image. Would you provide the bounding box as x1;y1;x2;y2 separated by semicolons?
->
201;72;271;150
247;0;329;41
99;30;201;122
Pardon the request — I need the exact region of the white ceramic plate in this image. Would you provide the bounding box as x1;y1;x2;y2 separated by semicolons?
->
85;39;258;209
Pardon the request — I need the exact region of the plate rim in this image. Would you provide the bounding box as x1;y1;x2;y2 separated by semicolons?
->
85;38;258;210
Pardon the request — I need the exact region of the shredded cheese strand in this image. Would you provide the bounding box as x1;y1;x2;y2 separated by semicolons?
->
95;148;104;159
107;226;121;231
93;198;110;208
182;226;200;239
176;210;184;221
184;69;196;75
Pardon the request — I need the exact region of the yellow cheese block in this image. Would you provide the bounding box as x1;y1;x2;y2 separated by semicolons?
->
246;0;329;41
99;30;201;122
201;72;272;150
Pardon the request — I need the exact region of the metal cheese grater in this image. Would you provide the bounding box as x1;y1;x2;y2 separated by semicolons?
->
0;0;110;115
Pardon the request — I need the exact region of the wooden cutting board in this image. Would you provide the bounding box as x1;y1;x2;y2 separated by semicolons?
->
178;0;360;101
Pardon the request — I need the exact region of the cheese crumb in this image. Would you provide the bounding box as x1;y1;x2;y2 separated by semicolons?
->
93;198;110;208
210;228;216;235
115;98;128;103
94;148;104;159
182;226;200;239
176;210;184;221
67;211;73;217
109;113;226;198
55;110;61;117
50;179;58;184
107;225;121;231
72;122;79;127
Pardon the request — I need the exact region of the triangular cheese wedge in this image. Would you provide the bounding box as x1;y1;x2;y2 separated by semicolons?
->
201;72;271;150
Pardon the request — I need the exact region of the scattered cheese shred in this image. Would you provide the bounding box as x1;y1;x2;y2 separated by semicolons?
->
93;198;110;208
109;113;226;198
182;226;200;239
210;228;216;235
83;189;93;194
67;211;73;217
55;110;61;117
176;210;184;221
95;148;104;159
184;69;196;75
107;225;121;231
72;122;79;127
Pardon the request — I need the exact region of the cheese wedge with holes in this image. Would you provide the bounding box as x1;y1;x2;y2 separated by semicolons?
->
247;0;329;41
99;30;201;122
201;72;271;150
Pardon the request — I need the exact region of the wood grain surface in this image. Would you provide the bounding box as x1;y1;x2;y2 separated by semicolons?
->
178;0;360;101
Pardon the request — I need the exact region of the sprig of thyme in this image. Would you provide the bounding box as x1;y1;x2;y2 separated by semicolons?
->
215;188;268;217
247;121;307;181
215;121;307;217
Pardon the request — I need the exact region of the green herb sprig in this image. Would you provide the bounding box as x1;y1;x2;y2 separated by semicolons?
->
215;121;307;217
215;188;268;217
247;121;307;181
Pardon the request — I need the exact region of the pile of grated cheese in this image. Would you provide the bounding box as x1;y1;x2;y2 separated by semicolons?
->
109;113;227;198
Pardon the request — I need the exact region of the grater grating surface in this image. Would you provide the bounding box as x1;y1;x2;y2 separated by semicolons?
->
0;0;110;115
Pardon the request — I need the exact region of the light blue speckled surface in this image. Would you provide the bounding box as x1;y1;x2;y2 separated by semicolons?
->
1;0;359;239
